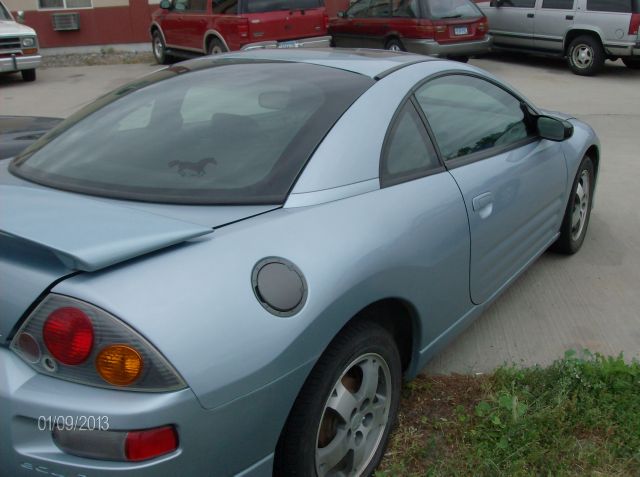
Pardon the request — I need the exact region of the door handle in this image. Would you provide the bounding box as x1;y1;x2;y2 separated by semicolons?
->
566;14;574;20
472;192;494;219
527;13;535;18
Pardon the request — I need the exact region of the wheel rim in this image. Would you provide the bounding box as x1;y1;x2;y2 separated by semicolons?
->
571;169;590;241
572;44;593;69
209;44;223;55
387;43;401;52
153;35;164;60
315;353;392;477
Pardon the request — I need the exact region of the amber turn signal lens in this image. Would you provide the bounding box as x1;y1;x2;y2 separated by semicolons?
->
96;345;143;386
22;48;38;55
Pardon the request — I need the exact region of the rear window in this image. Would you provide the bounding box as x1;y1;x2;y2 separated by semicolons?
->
240;0;322;14
11;61;373;205
421;0;482;19
586;0;636;12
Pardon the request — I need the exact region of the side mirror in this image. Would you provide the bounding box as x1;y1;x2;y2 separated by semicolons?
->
159;0;171;9
537;116;573;142
337;10;346;18
16;10;25;23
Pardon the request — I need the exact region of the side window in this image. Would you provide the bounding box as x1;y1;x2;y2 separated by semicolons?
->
348;0;372;17
190;0;207;10
586;0;631;13
495;0;536;7
414;75;534;162
213;0;237;13
380;102;440;186
392;0;418;17
368;0;391;17
542;0;574;8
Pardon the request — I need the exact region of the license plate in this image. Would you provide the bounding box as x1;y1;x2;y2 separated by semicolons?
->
454;26;469;36
278;40;299;49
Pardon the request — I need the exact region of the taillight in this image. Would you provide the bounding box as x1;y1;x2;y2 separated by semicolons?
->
630;13;640;35
323;13;329;31
478;17;488;33
43;307;94;365
238;18;249;38
10;294;185;392
126;426;179;461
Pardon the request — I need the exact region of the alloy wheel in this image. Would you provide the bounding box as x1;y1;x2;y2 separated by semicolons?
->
571;169;590;241
572;44;593;69
315;353;392;477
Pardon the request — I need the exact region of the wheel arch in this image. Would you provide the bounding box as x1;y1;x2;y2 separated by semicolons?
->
585;144;599;178
150;21;166;43
203;30;230;53
563;27;604;54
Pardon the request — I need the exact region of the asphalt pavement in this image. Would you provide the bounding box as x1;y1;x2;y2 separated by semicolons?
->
2;54;639;373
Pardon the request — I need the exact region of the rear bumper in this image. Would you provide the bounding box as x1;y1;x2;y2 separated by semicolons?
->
242;35;331;51
403;35;492;57
604;40;640;58
0;54;41;73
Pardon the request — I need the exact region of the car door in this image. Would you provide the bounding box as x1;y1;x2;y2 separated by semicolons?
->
534;0;576;52
414;74;567;305
161;0;187;47
331;0;373;47
484;0;536;48
182;0;209;50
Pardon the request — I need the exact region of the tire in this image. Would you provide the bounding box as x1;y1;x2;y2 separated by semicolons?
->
622;58;640;69
274;321;402;477
206;37;227;55
152;30;171;65
567;35;605;76
21;69;36;82
385;38;405;52
551;156;595;254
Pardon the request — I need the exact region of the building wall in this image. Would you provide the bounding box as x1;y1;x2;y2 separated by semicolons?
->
5;0;158;48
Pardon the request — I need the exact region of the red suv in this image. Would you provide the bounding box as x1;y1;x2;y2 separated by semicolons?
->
330;0;491;61
151;0;330;64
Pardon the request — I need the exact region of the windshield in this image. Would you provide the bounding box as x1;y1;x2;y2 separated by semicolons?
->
421;0;481;19
0;2;12;20
241;0;322;14
11;60;373;205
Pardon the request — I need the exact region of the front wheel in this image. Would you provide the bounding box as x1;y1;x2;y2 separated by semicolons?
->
385;38;405;52
551;156;595;254
567;35;604;76
622;58;640;69
274;321;402;477
152;30;171;65
21;68;36;82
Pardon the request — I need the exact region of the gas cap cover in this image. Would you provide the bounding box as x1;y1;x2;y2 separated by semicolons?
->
252;257;307;317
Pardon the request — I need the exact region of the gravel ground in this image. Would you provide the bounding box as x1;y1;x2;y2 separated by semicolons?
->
42;51;155;68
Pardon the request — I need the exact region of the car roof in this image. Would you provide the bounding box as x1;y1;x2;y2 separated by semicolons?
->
190;48;440;79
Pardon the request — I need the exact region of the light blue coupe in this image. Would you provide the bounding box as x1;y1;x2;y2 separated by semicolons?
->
0;49;599;477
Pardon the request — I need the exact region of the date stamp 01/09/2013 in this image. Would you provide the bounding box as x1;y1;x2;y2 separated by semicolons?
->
37;415;110;432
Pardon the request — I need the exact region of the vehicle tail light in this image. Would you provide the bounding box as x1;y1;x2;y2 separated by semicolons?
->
53;425;178;462
126;426;179;461
238;18;249;38
11;294;185;392
43;307;94;365
322;13;329;31
478;17;488;33
630;13;640;35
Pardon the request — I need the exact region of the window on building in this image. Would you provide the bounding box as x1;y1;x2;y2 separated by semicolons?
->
39;0;92;9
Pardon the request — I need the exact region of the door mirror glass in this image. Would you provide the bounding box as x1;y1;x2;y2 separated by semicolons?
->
537;116;573;141
159;0;171;9
16;10;25;23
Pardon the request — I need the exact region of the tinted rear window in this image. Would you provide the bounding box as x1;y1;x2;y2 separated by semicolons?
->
421;0;482;19
241;0;322;13
586;0;634;12
11;61;373;205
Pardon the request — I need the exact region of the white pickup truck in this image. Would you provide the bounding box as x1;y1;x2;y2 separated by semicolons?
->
0;1;41;82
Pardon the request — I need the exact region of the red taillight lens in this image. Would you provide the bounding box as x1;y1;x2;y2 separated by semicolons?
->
630;13;640;35
322;13;329;31
43;307;94;365
478;17;488;32
125;426;178;461
237;18;249;38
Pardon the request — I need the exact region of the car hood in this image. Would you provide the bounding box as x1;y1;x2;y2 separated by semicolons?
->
0;20;36;36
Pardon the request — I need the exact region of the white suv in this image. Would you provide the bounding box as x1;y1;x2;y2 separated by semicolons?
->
478;0;640;75
0;1;41;82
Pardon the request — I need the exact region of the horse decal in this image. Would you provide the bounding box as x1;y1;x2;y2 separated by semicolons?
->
168;157;217;177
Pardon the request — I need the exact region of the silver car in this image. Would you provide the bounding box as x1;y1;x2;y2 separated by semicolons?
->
478;0;640;75
1;49;599;476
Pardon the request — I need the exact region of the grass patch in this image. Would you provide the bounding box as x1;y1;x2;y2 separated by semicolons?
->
378;351;640;476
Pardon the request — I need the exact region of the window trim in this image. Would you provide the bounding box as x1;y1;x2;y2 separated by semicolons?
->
379;97;445;189
38;0;93;10
411;70;541;170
